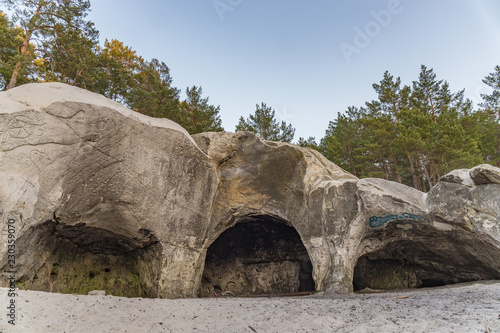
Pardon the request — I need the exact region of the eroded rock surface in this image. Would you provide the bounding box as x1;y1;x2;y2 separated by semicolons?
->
0;83;218;298
1;83;499;298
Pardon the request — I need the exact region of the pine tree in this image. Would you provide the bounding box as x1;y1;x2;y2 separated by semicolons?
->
411;65;448;123
179;86;224;134
297;137;318;150
39;24;100;87
1;0;98;89
409;66;480;189
94;39;144;101
365;71;411;183
320;66;486;191
125;59;181;120
478;65;500;166
471;110;500;167
236;102;295;142
0;11;27;90
320;107;363;175
481;65;500;121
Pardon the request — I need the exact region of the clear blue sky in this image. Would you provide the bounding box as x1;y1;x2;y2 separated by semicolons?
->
64;1;500;140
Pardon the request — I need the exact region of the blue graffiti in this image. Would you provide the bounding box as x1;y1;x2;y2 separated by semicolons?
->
369;213;426;228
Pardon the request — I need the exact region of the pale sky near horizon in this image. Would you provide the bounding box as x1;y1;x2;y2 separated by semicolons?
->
10;1;500;141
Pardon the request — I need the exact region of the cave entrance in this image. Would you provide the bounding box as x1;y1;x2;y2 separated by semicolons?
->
200;215;315;297
353;238;500;292
4;221;161;298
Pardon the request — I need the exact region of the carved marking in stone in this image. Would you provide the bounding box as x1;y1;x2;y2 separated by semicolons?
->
29;150;52;170
94;118;108;131
8;116;34;138
0;141;12;150
0;114;45;150
18;153;32;168
0;127;13;149
139;171;152;188
369;213;426;228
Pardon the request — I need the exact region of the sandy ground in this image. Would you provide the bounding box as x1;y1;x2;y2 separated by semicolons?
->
0;282;499;333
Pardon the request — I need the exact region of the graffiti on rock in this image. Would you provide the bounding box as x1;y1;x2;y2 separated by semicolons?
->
369;213;426;228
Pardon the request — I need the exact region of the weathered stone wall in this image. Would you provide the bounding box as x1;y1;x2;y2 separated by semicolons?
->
0;83;499;298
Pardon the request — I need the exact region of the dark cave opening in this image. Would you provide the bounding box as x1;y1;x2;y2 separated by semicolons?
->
353;239;500;292
3;221;161;297
200;215;315;297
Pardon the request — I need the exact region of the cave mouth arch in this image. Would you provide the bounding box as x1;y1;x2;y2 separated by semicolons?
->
200;215;315;297
2;220;162;298
353;238;500;292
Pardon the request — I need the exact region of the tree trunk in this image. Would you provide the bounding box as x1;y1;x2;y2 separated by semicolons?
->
420;155;433;190
7;2;42;90
425;88;438;124
405;150;419;190
390;147;402;183
7;34;32;89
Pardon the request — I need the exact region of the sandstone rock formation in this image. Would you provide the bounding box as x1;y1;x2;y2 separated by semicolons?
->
0;83;218;298
1;83;499;298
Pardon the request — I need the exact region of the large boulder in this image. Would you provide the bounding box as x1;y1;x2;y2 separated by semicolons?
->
0;83;218;298
1;83;499;298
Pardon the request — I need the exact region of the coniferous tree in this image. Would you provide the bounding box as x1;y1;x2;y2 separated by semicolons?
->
297;137;318;150
2;2;229;136
410;66;481;189
320;65;486;191
125;58;181;120
320;107;363;175
39;24;100;87
179;86;224;134
365;71;411;183
481;65;500;121
236;102;295;142
411;65;448;123
1;0;98;89
478;65;500;166
94;39;144;101
0;11;27;90
471;110;500;167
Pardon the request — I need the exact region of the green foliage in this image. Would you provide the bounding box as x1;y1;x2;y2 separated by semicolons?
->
39;24;100;87
481;65;500;120
124;58;181;119
2;2;498;181
0;2;226;134
236;102;295;142
123;62;224;134
179;86;224;134
0;11;24;90
321;66;493;191
297;136;318;150
1;0;98;89
95;39;144;101
471;110;500;166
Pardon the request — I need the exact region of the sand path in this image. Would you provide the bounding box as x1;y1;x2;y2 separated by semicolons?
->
1;282;499;332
